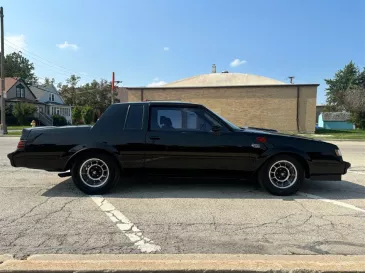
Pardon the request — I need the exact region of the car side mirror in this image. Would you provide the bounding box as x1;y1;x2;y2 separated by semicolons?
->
212;125;222;132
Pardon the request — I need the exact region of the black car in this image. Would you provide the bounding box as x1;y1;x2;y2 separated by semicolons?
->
7;101;351;196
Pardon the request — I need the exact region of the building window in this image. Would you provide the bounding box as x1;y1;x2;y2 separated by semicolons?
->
16;84;25;98
49;93;55;102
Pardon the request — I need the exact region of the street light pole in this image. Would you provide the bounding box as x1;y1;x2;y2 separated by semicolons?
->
0;6;7;135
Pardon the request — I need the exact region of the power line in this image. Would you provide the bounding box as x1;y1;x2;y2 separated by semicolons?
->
4;39;97;81
3;42;93;82
4;38;93;79
4;43;72;78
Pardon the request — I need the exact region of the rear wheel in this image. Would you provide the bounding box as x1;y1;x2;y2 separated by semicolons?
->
71;153;120;195
258;155;304;196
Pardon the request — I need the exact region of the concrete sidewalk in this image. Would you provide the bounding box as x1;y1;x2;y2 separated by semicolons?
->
1;254;365;272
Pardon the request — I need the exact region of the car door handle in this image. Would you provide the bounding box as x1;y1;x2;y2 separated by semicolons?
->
149;136;160;140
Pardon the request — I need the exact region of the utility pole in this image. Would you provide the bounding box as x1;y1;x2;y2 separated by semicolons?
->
111;72;121;104
111;72;115;104
0;6;7;135
289;76;295;84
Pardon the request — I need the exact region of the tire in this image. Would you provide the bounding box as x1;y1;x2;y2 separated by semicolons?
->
258;155;304;196
71;152;120;195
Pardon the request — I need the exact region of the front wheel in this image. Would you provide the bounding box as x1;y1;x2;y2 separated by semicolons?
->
258;155;304;196
71;153;120;195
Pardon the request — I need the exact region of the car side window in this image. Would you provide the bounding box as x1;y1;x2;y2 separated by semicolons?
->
150;106;225;132
124;105;144;130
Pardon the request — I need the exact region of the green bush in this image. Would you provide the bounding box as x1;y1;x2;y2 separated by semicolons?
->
351;111;365;129
12;103;37;125
82;106;94;125
52;114;68;126
72;106;82;125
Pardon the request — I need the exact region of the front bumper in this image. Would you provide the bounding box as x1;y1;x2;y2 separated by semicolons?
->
343;161;351;174
309;160;351;181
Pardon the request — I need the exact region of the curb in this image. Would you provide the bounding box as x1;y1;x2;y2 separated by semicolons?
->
1;254;365;272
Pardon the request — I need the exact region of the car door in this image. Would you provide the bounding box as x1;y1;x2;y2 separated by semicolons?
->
144;105;253;175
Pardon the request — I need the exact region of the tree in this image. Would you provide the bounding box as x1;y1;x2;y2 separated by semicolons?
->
12;103;37;125
4;52;38;85
325;61;360;111
72;106;82;124
59;75;81;105
44;77;56;85
81;106;94;124
60;75;113;115
325;61;365;129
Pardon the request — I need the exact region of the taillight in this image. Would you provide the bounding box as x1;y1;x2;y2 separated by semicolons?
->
17;140;25;150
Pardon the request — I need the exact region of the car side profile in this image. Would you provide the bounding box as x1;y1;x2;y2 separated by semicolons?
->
7;101;351;196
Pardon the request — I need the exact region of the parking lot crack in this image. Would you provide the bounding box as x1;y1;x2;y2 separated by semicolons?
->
6;197;51;226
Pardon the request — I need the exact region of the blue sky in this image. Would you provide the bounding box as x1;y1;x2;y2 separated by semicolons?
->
2;0;365;104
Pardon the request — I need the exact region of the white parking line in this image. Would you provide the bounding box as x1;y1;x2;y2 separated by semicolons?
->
90;195;161;253
348;170;365;175
298;192;365;213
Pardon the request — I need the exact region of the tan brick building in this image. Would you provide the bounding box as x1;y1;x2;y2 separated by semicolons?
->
126;71;319;133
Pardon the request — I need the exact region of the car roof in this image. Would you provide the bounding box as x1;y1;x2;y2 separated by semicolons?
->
116;101;202;107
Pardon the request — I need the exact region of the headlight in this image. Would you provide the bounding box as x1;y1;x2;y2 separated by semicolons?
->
335;149;342;156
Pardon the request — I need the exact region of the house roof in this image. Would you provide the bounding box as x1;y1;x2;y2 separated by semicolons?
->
29;85;66;104
39;84;59;94
322;112;351;121
29;85;46;99
3;77;38;100
4;77;20;93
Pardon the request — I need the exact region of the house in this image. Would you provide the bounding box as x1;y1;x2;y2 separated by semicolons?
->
1;77;72;126
318;112;355;130
29;84;72;124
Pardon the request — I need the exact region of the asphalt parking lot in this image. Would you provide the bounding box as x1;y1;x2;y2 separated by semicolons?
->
0;137;364;258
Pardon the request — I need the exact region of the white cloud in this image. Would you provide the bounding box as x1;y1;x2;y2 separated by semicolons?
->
230;58;247;67
147;78;167;87
57;41;79;51
163;47;169;51
4;34;27;55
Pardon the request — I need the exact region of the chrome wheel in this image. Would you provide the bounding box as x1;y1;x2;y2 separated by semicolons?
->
269;160;297;189
79;158;110;188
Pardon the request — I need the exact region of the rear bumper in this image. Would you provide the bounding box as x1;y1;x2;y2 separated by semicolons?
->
7;152;16;167
7;151;67;172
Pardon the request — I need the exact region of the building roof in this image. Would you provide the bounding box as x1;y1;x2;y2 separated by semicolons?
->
40;83;59;94
163;73;286;87
4;77;20;93
29;85;66;104
322;112;351;121
29;85;46;99
3;77;38;100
